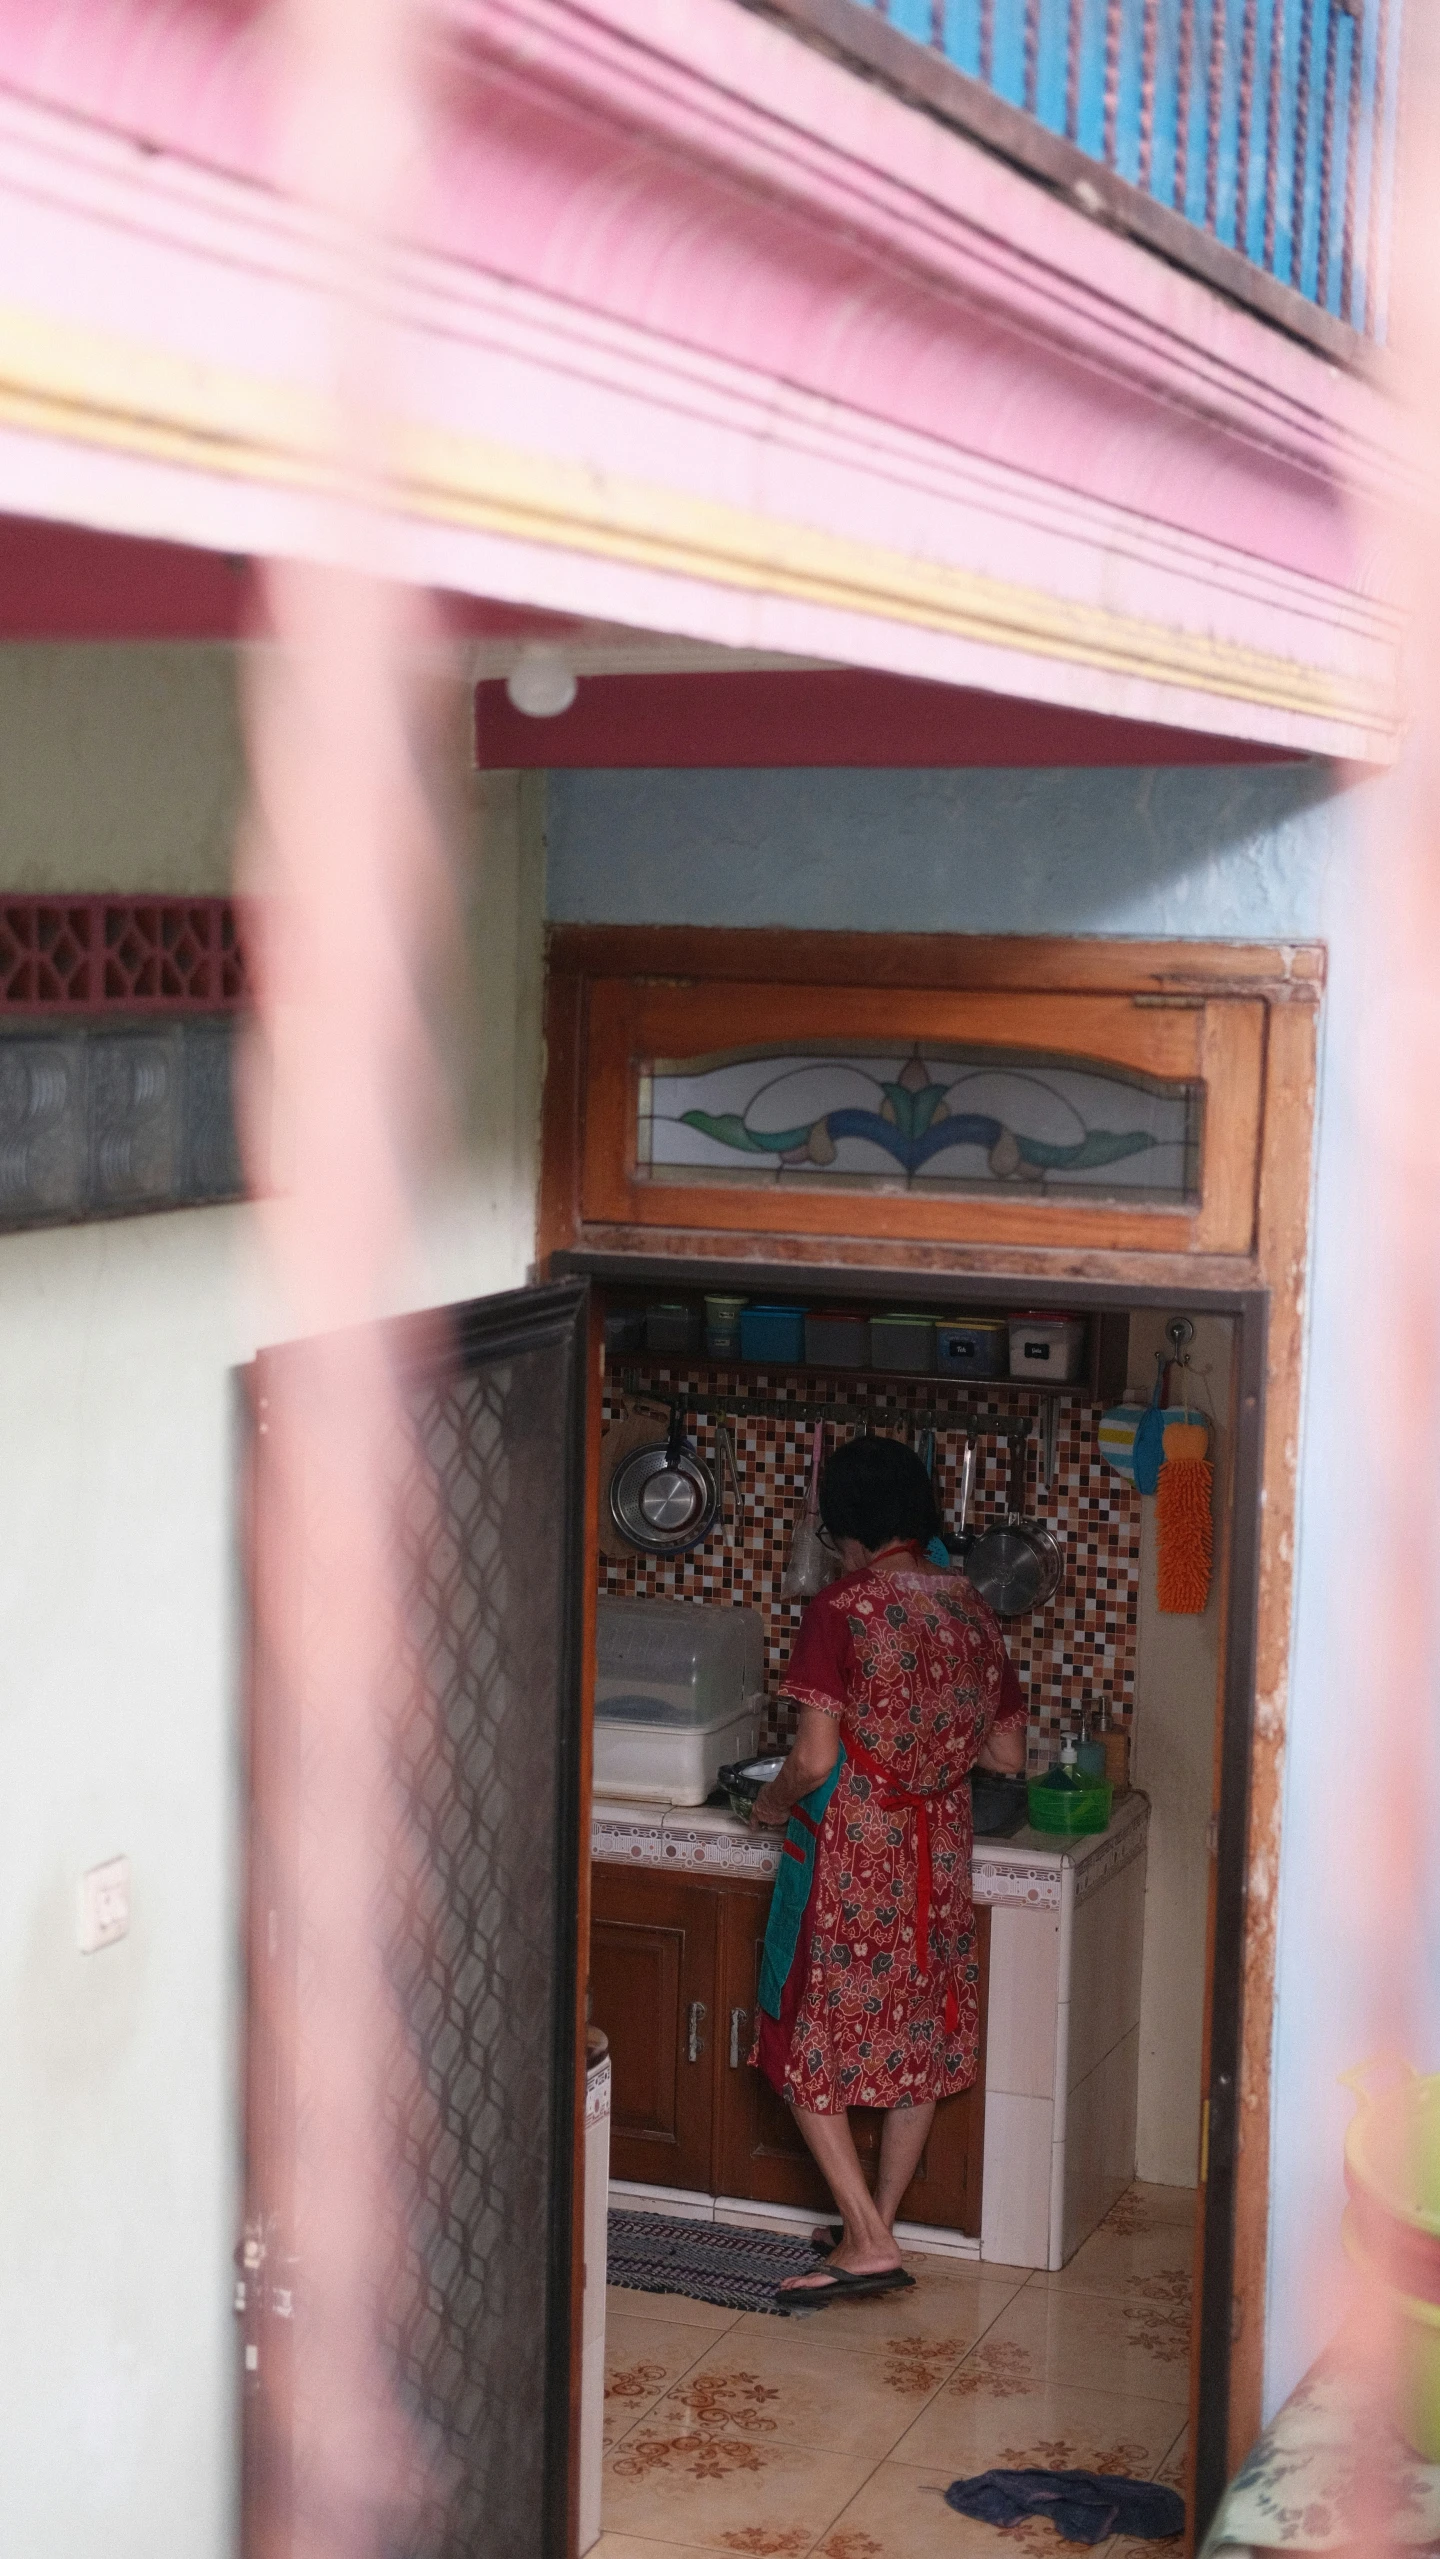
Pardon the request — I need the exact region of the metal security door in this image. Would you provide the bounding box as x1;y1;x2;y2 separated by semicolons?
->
239;1278;590;2559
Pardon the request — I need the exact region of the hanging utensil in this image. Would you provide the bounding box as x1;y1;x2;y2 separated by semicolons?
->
965;1423;1064;1619
947;1432;978;1567
608;1400;718;1556
1037;1398;1060;1490
716;1418;741;1548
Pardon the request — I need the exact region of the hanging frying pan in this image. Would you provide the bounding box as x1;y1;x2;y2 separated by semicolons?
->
965;1423;1064;1618
607;1401;718;1556
598;1397;671;1561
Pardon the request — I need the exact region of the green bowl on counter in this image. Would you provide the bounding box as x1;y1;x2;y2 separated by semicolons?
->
1027;1772;1113;1835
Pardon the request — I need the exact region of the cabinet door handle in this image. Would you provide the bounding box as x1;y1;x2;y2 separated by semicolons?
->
687;2001;707;2064
729;2007;748;2069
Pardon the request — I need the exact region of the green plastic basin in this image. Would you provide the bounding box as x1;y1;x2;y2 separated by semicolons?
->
1342;2203;1440;2462
1026;1774;1113;1836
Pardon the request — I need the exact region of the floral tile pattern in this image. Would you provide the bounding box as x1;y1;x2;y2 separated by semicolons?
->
604;2309;725;2448
602;2183;1197;2558
893;2374;1182;2478
976;2288;1191;2408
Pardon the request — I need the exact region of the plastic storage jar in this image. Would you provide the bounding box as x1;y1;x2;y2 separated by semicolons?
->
704;1294;747;1356
935;1317;1009;1380
739;1303;807;1365
869;1312;937;1374
1008;1312;1087;1382
804;1307;870;1368
646;1301;700;1357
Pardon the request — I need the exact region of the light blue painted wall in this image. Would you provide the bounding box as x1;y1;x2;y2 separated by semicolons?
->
545;764;1345;940
546;761;1383;2420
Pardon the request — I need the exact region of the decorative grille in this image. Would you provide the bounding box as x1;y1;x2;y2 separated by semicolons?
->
0;894;249;1010
0;898;253;1225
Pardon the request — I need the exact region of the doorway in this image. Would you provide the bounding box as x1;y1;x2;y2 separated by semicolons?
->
567;1256;1265;2551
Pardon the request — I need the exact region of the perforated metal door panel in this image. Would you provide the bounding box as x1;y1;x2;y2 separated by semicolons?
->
241;1280;589;2559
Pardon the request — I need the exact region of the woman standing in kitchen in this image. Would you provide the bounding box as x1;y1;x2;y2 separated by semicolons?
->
750;1433;1027;2302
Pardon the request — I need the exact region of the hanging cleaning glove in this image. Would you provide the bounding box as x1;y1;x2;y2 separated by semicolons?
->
1156;1420;1213;1614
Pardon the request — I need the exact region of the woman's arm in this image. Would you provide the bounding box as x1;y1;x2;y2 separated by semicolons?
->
750;1704;842;1828
976;1721;1026;1774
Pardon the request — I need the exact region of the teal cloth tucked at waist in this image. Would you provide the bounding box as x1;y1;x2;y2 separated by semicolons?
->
757;1751;843;2020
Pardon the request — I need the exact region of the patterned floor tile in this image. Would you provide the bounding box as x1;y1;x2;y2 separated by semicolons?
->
592;2537;722;2557
642;2315;968;2465
1106;2184;1198;2230
770;2269;1025;2360
1035;2215;1194;2308
887;2366;1181;2476
962;2286;1190;2407
606;2312;720;2448
609;2284;743;2333
1155;2424;1189;2486
602;2428;873;2554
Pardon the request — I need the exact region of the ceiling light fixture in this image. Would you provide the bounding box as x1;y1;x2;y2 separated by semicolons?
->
505;644;578;718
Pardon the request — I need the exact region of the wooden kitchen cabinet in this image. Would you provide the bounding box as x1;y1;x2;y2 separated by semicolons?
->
590;1867;719;2191
591;1861;989;2234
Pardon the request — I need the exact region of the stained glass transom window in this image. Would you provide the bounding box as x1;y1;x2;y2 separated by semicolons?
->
637;1044;1202;1202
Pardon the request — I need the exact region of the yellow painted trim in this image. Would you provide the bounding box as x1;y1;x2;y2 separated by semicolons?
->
0;300;1396;738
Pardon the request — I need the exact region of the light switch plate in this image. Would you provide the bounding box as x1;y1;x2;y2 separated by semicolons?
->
78;1855;130;1953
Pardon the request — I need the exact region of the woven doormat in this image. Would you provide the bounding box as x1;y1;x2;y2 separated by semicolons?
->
606;2209;819;2317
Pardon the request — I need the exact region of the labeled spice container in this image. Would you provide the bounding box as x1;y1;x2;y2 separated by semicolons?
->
935;1317;1009;1380
704;1294;747;1356
1008;1312;1087;1382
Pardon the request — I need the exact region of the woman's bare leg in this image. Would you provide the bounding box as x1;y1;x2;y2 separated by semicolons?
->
875;2098;936;2230
779;2107;903;2288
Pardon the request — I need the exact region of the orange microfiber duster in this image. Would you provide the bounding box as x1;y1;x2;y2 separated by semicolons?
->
1156;1420;1213;1614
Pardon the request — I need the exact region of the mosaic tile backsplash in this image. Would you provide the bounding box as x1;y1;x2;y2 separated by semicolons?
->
599;1361;1140;1767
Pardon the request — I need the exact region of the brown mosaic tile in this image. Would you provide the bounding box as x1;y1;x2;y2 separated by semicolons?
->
599;1363;1139;1764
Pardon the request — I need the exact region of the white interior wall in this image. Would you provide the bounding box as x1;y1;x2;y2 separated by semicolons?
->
1127;1310;1234;2189
0;644;545;2559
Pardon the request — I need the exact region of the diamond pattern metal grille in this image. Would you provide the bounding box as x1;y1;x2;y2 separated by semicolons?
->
378;1341;577;2556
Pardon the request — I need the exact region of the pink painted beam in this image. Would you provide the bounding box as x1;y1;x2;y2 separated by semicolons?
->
474;667;1304;767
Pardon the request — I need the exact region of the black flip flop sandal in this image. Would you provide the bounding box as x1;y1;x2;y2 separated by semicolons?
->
776;2266;916;2308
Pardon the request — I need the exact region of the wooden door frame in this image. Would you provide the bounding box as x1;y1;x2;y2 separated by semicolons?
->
541;922;1322;2532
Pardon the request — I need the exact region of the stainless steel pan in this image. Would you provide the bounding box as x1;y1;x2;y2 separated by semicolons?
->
965;1423;1063;1618
607;1401;718;1556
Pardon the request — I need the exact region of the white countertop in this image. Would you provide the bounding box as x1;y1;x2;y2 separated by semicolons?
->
592;1783;1149;1911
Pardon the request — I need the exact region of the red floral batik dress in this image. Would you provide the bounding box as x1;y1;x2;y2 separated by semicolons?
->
754;1543;1025;2114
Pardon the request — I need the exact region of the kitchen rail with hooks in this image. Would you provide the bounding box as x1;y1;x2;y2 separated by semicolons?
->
611;1372;1067;1483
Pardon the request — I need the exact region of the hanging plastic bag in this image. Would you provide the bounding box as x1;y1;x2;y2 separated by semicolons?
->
782;1419;836;1599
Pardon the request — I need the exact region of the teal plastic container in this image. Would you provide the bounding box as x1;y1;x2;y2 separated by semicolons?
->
1027;1769;1113;1835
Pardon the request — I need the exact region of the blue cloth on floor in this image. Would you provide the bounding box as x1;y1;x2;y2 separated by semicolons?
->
944;2468;1186;2545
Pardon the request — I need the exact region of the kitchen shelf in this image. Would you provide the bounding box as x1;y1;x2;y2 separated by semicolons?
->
605;1308;1130;1411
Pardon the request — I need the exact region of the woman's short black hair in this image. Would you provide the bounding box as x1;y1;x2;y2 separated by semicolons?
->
818;1434;940;1552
